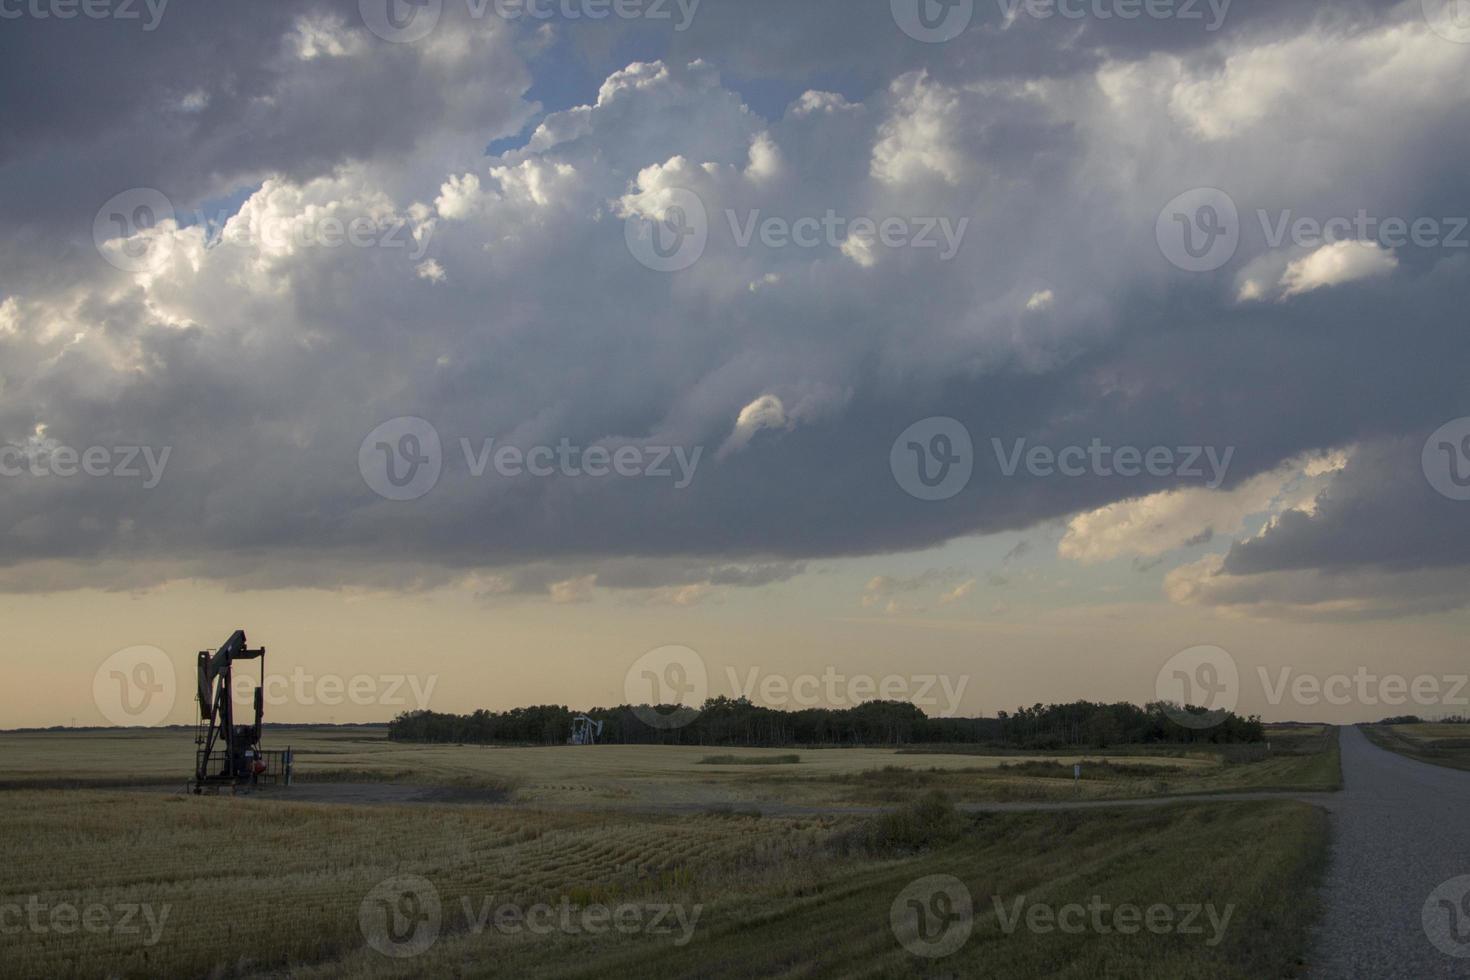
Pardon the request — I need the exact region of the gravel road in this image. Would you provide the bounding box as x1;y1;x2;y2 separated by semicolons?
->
1309;725;1470;978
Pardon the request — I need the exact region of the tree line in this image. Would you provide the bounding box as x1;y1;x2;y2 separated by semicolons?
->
388;697;1263;748
1374;714;1470;725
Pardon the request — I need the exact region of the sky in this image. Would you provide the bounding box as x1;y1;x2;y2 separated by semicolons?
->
2;0;1469;729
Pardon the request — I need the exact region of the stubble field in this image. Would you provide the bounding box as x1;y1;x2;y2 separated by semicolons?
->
0;724;1336;807
0;726;1340;978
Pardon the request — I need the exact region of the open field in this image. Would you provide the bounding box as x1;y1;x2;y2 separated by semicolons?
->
0;724;1339;808
862;725;1341;803
1360;722;1470;771
0;787;1328;979
0;727;1342;975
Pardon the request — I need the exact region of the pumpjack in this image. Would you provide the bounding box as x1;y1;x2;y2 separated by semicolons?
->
193;630;291;793
568;715;603;745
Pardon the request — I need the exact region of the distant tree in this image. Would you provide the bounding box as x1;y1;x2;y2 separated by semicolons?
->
389;696;1263;748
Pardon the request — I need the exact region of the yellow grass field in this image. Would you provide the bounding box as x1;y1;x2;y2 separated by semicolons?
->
0;788;1328;979
0;724;1335;808
0;726;1341;977
1361;722;1470;771
1390;723;1470;740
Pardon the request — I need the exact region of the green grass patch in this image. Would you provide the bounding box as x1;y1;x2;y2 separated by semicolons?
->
2;780;1330;979
526;800;1331;980
837;728;1341;803
1362;723;1470;771
830;789;965;856
997;759;1187;780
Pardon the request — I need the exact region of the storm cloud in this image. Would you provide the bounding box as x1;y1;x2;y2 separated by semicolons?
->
1;0;1467;614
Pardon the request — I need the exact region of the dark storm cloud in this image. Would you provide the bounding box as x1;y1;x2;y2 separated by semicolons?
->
1182;527;1213;547
0;1;532;278
1225;436;1470;576
656;0;1399;90
0;0;1467;609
